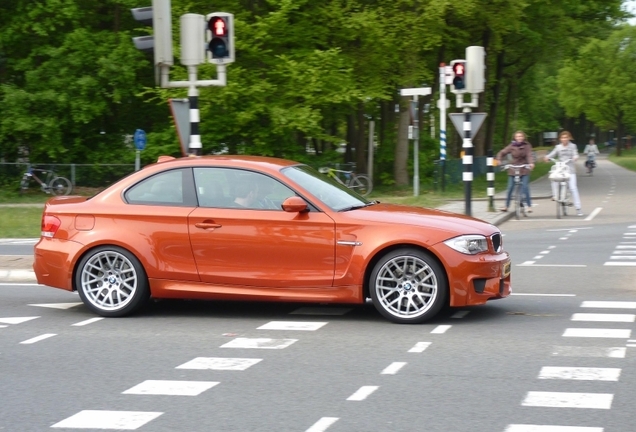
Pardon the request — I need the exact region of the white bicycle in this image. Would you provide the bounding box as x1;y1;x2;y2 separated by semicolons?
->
548;158;572;219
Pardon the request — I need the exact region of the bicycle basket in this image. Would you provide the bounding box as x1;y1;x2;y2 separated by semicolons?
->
549;166;570;181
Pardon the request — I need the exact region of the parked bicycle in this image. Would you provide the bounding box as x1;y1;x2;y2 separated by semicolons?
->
548;158;572;219
502;164;532;220
20;167;73;196
318;167;373;197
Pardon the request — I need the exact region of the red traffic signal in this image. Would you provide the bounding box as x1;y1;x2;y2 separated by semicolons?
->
209;16;228;37
205;13;235;64
450;59;466;93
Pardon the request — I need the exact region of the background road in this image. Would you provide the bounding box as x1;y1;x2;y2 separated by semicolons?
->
1;155;635;431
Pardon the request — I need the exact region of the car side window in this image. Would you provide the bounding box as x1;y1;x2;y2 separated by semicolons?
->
193;168;295;210
125;169;186;205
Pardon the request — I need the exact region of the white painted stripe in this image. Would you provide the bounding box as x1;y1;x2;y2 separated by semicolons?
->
0;316;39;325
540;250;551;254
604;262;636;266
505;425;603;432
51;410;163;429
290;307;351;316
610;250;636;254
189;109;200;122
176;357;262;370
462;172;473;181
560;237;569;240
487;172;494;181
581;301;636;309
381;362;407;375
451;310;470;319
0;325;7;328
616;245;636;249
29;302;82;309
563;328;631;338
512;293;576;297
122;380;219;396
347;386;379;401
551;346;626;358
627;344;636;347
463;122;471;131
72;317;104;326
487;157;493;164
408;342;432;353
538;366;620;381
522;391;613;409
517;264;586;267
533;255;544;259
257;321;327;331
519;261;536;265
571;313;635;322
431;325;452;334
463;155;473;164
20;333;56;344
623;232;636;236
220;338;297;349
462;138;472;147
584;207;602;221
305;417;339;432
487;187;495;195
609;256;636;259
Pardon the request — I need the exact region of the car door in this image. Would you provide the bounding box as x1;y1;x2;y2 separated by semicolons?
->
188;167;336;287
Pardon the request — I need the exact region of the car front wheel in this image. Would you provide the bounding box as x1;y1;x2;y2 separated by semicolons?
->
75;246;150;317
370;248;448;324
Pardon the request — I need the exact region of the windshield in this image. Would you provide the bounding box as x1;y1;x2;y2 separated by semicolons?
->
282;165;371;211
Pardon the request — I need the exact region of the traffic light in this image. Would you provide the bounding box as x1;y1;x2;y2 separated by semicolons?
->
131;0;174;69
450;59;466;93
206;12;235;65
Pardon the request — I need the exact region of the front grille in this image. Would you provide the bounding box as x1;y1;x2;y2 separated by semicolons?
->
491;233;502;253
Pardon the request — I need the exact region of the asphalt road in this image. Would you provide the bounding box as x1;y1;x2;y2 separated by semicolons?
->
1;155;635;431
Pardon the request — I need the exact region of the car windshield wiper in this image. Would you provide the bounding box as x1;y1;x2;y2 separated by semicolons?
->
338;202;376;212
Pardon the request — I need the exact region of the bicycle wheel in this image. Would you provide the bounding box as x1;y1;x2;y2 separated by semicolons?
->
349;174;372;197
49;176;72;196
556;182;563;219
514;184;522;220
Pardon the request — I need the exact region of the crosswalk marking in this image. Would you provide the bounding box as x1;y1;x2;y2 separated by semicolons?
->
122;380;219;396
51;410;162;429
220;337;297;349
563;328;631;338
505;425;603;432
176;357;262;370
408;342;432;353
20;333;56;344
381;362;406;375
538;367;620;381
0;316;39;325
571;313;635;322
346;386;379;401
551;346;626;358
580;301;636;309
257;321;327;331
305;417;339;432
431;325;452;334
522;391;613;409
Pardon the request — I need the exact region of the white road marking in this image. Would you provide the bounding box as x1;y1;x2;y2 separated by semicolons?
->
257;321;327;331
522;391;613;409
517;264;586;267
305;417;339;432
512;293;576;297
604;262;636;266
431;325;452;334
346;386;379;401
28;302;82;309
540;250;551;254
122;380;219;396
220;337;297;349
290;307;351;315
538;366;620;381
408;342;432;353
616;245;636;249
176;357;262;370
381;362;406;375
20;333;56;344
584;207;602;221
51;410;162;429
581;301;636;309
551;346;626;358
451;310;470;318
505;425;603;432
571;313;635;322
609;256;636;259
533;255;544;259
0;316;39;325
563;328;631;338
72;317;104;326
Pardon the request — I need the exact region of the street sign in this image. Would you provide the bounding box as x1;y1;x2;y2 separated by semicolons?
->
448;113;487;137
168;98;190;156
400;87;432;97
133;129;147;150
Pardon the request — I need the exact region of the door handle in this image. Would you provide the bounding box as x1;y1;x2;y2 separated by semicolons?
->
195;222;222;230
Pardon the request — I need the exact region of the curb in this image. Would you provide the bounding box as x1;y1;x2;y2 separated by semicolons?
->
0;269;37;282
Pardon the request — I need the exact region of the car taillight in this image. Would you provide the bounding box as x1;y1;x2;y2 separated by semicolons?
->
41;215;61;238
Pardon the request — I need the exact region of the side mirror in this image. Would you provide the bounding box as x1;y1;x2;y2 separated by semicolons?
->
281;196;308;213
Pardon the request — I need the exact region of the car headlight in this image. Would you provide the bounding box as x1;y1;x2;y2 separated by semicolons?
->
444;235;489;255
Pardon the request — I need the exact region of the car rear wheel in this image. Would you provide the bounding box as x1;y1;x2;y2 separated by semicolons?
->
370;248;448;324
75;246;150;317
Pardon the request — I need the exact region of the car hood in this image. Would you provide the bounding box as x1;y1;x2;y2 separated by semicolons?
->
343;203;498;236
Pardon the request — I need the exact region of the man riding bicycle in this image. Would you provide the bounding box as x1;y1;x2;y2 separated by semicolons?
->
583;138;599;174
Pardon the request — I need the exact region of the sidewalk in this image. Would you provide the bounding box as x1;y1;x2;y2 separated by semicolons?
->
0;178;553;283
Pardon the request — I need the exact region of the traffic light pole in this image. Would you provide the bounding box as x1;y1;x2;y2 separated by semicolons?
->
456;93;479;217
438;63;447;192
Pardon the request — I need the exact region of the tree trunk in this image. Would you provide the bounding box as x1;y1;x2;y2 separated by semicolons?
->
394;102;410;186
356;102;367;173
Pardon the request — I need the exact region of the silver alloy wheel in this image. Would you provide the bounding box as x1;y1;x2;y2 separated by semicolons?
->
80;250;139;312
374;254;438;319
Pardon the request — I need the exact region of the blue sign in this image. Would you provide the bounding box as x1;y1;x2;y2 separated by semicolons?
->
133;129;147;150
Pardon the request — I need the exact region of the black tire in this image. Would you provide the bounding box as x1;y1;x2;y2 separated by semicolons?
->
349;174;373;197
75;246;150;317
369;248;448;324
49;176;72;195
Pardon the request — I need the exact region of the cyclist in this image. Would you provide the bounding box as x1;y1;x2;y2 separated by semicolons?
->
583;138;599;174
544;130;583;216
496;130;535;213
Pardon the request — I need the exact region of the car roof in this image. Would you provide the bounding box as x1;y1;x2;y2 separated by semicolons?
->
152;155;302;170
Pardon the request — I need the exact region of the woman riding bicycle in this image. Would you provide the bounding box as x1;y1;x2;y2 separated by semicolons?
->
496;130;535;213
583;138;599;174
544;130;583;216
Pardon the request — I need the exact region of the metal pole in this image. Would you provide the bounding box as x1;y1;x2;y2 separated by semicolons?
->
487;149;495;211
463;108;473;216
439;63;447;192
413;96;419;196
135;150;141;171
367;120;375;185
187;65;201;156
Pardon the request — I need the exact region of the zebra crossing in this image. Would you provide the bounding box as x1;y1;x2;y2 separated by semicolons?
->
604;225;636;266
504;300;635;431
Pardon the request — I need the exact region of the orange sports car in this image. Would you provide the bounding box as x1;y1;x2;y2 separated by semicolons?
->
33;155;511;324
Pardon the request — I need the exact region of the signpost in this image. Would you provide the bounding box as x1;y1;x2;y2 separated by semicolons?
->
400;86;431;196
133;129;147;171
